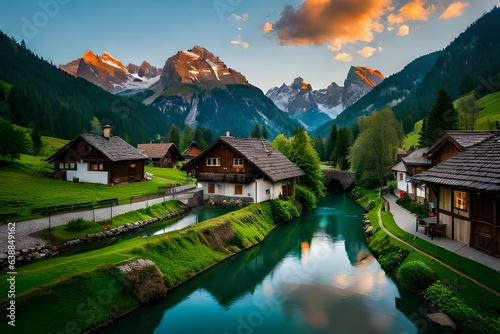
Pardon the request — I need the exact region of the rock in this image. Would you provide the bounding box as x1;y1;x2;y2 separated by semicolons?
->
365;226;373;233
0;253;8;261
14;251;21;258
33;253;42;260
16;256;25;263
426;313;456;331
48;245;58;251
41;249;51;255
21;248;30;254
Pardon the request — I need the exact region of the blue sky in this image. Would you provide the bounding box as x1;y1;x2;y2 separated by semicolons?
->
1;0;499;92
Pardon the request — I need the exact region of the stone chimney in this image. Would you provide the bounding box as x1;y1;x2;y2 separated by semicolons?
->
103;125;111;139
226;131;230;137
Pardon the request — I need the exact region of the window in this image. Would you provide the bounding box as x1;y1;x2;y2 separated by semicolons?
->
235;185;243;195
454;191;467;211
265;189;270;195
80;144;89;152
233;158;243;166
89;162;104;171
206;157;220;166
58;162;76;170
399;173;404;181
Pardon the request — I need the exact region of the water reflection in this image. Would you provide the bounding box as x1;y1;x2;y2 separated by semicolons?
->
101;194;440;334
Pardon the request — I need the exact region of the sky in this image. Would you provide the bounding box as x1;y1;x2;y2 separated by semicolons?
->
1;0;499;92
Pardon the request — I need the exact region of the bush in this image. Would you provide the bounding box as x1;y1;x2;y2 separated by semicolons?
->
271;197;299;224
356;176;380;190
423;282;500;334
396;194;429;218
65;218;92;232
377;244;409;272
397;261;436;290
295;184;317;211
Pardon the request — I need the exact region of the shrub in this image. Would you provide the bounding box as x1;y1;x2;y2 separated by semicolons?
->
356;176;380;190
378;244;409;272
295;184;317;211
271;197;299;224
397;261;436;290
65;218;92;232
396;194;429;218
423;282;500;334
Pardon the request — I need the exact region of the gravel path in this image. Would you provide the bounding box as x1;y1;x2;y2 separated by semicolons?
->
0;184;196;253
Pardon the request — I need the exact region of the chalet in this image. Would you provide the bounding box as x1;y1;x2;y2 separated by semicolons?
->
137;143;183;167
413;132;500;257
391;148;431;203
181;134;305;203
46;126;148;185
182;142;201;160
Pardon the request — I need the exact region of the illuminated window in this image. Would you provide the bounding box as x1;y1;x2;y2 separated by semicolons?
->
206;157;220;166
58;162;76;170
235;185;243;195
89;162;104;171
454;191;467;211
233;158;243;166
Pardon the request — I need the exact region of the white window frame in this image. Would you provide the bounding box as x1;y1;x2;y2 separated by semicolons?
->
233;158;243;166
206;157;220;166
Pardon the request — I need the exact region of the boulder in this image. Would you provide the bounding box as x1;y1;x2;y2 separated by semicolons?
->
426;312;456;331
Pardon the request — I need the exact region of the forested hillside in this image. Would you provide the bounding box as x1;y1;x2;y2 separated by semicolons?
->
0;32;166;145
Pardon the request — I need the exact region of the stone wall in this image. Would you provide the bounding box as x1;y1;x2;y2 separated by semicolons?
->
204;194;254;207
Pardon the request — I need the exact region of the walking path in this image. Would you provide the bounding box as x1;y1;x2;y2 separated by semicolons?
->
382;193;500;274
0;184;197;253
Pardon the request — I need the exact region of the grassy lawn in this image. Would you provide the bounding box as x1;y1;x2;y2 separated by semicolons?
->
476;91;500;130
362;193;500;320
402;120;423;150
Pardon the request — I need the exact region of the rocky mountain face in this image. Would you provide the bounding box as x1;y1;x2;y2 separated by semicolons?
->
144;45;297;138
59;51;162;93
266;66;383;130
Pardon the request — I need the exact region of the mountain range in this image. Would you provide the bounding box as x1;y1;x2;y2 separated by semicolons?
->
265;66;384;130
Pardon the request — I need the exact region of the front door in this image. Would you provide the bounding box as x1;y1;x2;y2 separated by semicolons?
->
208;183;215;194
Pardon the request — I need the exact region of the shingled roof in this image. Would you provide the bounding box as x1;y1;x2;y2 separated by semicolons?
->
183;136;304;182
137;143;182;159
413;134;500;192
426;131;496;157
401;148;431;165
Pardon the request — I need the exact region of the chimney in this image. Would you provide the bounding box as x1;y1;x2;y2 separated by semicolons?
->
103;125;111;139
226;131;230;137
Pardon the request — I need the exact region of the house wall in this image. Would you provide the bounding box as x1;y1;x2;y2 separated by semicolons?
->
396;172;408;194
67;162;108;184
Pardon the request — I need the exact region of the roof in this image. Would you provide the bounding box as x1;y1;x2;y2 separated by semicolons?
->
390;160;407;173
47;134;148;162
426;131;497;156
182;136;305;182
401;148;431;165
413;134;500;192
137;143;181;159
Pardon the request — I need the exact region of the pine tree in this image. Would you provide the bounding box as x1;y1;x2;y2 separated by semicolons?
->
326;124;337;162
166;124;180;148
30;128;43;156
250;123;261;138
419;88;458;147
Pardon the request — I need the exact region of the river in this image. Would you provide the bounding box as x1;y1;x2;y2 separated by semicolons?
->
101;194;443;334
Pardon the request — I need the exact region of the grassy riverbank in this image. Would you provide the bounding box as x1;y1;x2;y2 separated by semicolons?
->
0;201;276;333
354;187;500;331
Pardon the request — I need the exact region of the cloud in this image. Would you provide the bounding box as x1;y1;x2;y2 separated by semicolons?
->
388;0;435;25
228;13;249;22
439;1;470;20
263;22;273;33
230;40;250;49
397;25;410;36
333;52;353;62
358;46;377;58
271;0;392;49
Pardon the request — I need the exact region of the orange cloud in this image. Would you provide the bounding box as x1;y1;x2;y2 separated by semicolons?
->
388;0;435;25
271;0;392;49
263;22;273;33
358;46;377;58
333;52;353;62
439;1;470;20
397;25;410;36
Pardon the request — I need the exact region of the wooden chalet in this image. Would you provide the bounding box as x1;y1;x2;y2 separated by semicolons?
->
413;132;500;257
47;126;148;185
182;142;201;160
181;134;305;203
137;143;183;167
391;148;432;203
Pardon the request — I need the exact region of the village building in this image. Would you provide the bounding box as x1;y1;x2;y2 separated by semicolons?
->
413;132;500;257
391;148;432;203
181;134;304;203
137;143;183;167
182;141;201;160
46;126;148;185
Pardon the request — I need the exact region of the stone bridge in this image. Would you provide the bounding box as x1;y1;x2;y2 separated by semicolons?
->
322;169;356;191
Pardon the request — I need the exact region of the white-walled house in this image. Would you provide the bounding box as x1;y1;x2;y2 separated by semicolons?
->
390;148;431;202
181;135;304;203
